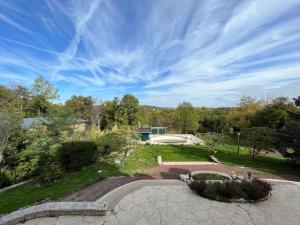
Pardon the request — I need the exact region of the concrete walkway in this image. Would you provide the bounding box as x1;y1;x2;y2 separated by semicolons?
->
15;181;300;225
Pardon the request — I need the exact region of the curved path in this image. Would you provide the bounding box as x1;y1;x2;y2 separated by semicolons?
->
60;163;300;203
8;180;300;225
144;164;300;181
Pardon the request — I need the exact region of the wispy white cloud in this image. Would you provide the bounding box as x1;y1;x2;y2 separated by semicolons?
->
0;13;31;33
0;0;299;106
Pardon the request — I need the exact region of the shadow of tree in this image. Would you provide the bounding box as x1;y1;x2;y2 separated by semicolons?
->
159;167;190;179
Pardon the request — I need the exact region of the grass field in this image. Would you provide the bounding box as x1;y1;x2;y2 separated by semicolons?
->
0;162;124;215
124;144;299;177
0;143;299;215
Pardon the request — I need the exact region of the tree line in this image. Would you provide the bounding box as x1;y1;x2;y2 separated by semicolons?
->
0;76;299;188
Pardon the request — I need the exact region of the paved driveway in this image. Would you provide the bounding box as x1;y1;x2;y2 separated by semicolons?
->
19;182;300;225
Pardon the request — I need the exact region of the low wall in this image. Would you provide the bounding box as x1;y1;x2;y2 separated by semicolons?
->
0;180;32;193
0;202;107;225
157;155;217;166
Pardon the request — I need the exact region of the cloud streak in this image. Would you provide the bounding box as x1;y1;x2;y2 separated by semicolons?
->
0;0;299;106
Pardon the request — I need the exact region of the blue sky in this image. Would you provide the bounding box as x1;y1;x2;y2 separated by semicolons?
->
0;0;300;107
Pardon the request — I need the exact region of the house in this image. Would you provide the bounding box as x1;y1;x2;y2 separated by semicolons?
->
21;117;49;129
138;126;168;141
138;127;151;141
150;127;167;135
72;119;89;133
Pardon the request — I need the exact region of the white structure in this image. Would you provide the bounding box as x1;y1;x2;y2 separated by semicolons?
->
149;134;204;145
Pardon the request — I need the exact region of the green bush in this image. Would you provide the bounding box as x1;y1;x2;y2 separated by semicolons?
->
189;180;207;195
0;172;11;188
241;178;272;200
189;179;271;202
36;163;65;185
58;141;98;172
96;129;134;157
193;173;230;181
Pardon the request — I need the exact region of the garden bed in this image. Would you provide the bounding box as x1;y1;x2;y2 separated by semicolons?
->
191;171;231;181
189;178;272;203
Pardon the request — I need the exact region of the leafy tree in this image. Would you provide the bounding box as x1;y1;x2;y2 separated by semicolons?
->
29;95;50;116
150;108;176;129
202;132;225;156
101;95;139;128
277;109;300;166
97;128;137;166
118;94;139;125
175;102;199;133
0;112;12;164
1;112;25;183
12;85;31;114
65;95;93;120
31;76;59;100
199;112;229;133
0;109;22;165
16;126;58;180
102;97;121;129
30;76;59;116
91;99;104;130
293;96;300;106
0;85;15;109
252;97;295;129
244;127;275;159
226;96;263;130
47;105;75;138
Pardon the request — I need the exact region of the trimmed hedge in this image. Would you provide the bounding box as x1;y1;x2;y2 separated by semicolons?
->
57;141;98;172
0;172;11;188
189;178;271;202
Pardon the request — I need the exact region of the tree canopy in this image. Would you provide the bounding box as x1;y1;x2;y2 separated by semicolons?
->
175;102;199;133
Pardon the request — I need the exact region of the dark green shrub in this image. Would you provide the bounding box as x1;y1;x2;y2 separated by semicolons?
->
221;181;242;199
0;172;11;188
58;141;98;172
242;179;272;200
36;163;65;185
189;180;207;195
193;173;229;181
189;179;271;202
96;130;134;156
96;132;124;156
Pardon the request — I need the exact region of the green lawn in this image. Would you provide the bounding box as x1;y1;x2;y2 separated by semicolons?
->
124;144;299;177
0;162;124;215
0;143;299;215
122;145;209;173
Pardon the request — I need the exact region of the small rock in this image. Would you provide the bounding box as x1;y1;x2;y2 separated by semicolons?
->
114;159;121;164
237;175;244;180
179;174;188;182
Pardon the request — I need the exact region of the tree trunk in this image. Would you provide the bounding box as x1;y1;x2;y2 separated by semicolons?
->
252;146;256;159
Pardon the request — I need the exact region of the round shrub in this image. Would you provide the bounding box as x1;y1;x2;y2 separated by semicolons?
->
96;129;134;157
241;178;272;201
192;173;230;181
58;141;98;172
0;171;11;188
36;163;65;185
189;179;271;202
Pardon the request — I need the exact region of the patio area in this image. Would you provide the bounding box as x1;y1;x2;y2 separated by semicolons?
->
16;180;300;225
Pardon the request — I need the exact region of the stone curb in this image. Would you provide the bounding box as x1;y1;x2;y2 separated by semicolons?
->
262;178;300;187
157;155;218;166
191;171;232;180
162;161;218;165
0;180;32;193
0;202;108;225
